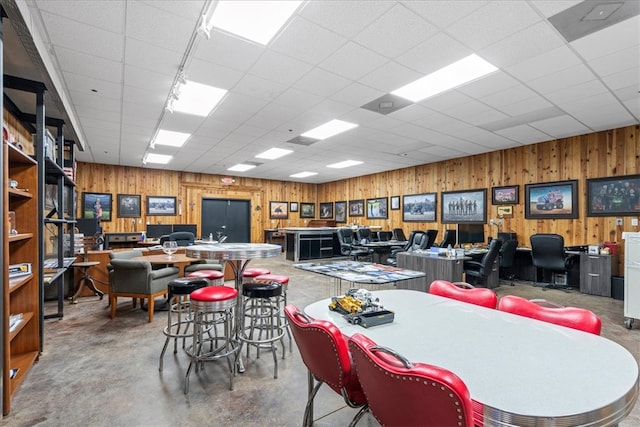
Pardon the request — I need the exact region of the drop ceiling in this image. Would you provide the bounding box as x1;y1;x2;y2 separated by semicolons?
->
2;0;639;183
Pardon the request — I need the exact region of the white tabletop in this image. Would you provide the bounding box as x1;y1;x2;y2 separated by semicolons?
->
305;289;639;426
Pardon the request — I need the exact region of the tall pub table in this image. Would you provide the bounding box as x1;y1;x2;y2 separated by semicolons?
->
186;243;282;371
305;289;639;426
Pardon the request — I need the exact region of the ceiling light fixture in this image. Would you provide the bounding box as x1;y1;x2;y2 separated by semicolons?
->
290;171;318;178
207;0;302;45
391;54;498;103
255;147;294;160
143;153;173;165
151;129;191;147
301;119;358;140
228;163;258;172
326;160;363;169
171;80;227;117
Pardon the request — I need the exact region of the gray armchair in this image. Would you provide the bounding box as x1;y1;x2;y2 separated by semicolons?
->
184;258;227;274
109;258;178;322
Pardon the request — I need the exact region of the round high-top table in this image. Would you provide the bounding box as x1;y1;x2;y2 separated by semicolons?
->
186;243;282;290
305;289;639;427
186;243;282;373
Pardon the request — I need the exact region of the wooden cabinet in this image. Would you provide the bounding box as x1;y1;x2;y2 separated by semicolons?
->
3;142;41;415
580;253;618;297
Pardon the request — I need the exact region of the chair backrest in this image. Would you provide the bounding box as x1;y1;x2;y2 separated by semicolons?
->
476;238;502;277
337;228;357;255
349;333;474;427
424;229;438;249
109;259;153;293
392;228;407;241
408;231;428;251
284;305;365;404
498;295;602;335
439;229;457;247
500;239;518;268
159;234;170;245
530;233;567;270
356;228;372;243
169;231;195;246
109;249;143;260
377;231;392;241
429;279;498;309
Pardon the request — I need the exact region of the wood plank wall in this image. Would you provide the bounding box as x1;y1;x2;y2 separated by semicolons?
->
76;125;639;269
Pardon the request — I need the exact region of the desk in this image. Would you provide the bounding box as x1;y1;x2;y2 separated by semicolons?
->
352;241;406;264
396;251;471;291
305;289;639;426
132;253;198;277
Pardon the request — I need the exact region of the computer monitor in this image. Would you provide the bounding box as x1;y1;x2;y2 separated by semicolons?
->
457;223;485;245
146;224;172;239
75;218;101;236
497;232;517;243
173;224;197;236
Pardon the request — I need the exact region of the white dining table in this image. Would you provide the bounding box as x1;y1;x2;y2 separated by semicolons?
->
305;289;639;427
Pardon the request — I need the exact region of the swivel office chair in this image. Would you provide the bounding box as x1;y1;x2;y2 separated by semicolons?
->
463;239;502;288
424;229;438;249
376;231;392;241
499;239;518;286
337;228;373;262
391;228;407;242
386;230;418;266
386;231;425;266
438;229;457;248
529;234;573;290
356;227;373;243
169;231;195;246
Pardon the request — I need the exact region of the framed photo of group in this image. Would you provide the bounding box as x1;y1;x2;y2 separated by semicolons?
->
441;189;486;224
587;174;640;216
525;180;578;219
403;193;436;222
117;194;141;218
492;185;519;205
82;192;112;221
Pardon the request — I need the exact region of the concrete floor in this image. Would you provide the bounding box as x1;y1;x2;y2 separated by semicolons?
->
4;254;639;427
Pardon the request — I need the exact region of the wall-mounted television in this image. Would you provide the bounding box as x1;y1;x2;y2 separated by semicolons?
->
457;223;485;245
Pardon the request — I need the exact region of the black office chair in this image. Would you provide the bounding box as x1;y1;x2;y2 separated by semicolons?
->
499;239;518;286
392;228;407;242
159;234;170;245
438;229;457;248
424;229;438;249
356;228;373;243
337;228;373;262
377;231;392;241
386;231;420;266
464;239;502;288
530;234;574;290
169;231;195;246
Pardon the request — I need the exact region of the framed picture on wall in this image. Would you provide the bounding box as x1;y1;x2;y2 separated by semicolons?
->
82;192;112;221
349;199;364;217
403;193;436;222
117;194;141;218
290;202;298;212
587;174;640;216
366;197;388;219
492;185;519;205
300;202;315;218
335;201;347;223
441;189;486;224
525;180;578;219
269;201;288;219
147;196;177;216
390;196;400;210
320;202;333;219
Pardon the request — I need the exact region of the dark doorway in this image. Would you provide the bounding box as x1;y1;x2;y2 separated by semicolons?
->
201;198;251;243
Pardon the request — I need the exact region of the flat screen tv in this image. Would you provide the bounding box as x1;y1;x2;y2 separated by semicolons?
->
146;224;172;239
457;223;485;245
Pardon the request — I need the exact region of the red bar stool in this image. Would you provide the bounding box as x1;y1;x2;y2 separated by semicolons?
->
159;277;208;372
255;273;292;353
185;286;239;393
188;269;225;286
242;267;271;283
239;280;285;379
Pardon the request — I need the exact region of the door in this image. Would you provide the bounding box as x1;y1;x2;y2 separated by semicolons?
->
201;198;251;243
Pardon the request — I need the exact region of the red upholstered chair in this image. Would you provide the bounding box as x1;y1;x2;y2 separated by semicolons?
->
348;333;475;427
429;279;498;309
498;295;602;335
284;305;368;427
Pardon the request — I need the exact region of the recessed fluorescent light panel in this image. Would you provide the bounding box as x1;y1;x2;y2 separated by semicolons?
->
301;119;358;140
144;153;172;164
391;54;498;103
209;1;302;45
326;160;363;169
173;81;227;117
152;129;191;147
290;171;317;178
255;148;293;160
228;163;257;172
